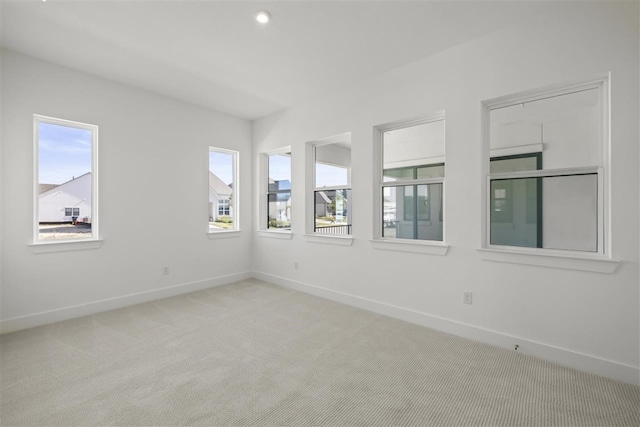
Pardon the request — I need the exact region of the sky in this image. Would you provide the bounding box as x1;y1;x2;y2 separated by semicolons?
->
268;154;291;182
38;122;92;185
315;162;348;187
209;150;234;185
210;152;349;191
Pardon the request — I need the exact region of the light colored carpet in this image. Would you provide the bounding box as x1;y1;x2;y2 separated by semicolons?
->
1;278;639;426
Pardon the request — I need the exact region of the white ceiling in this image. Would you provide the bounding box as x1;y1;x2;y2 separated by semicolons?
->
1;0;550;121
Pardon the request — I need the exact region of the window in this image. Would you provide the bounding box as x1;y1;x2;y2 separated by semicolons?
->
484;80;607;254
267;152;291;230
377;114;445;242
209;147;238;232
218;199;230;216
63;207;81;218
312;136;352;236
34;115;98;242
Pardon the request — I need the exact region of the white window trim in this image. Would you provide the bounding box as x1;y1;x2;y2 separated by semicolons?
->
259;146;293;235
257;230;293;239
29;239;103;254
32;115;100;249
208;230;242;240
305;133;353;244
480;76;619;272
208;146;240;234
370;238;448;255
304;233;354;246
372;112;449;254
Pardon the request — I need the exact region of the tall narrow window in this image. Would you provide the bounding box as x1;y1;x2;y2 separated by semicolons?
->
313;138;352;235
378;115;445;242
485;80;607;253
209;147;238;232
267;152;291;229
35;115;98;242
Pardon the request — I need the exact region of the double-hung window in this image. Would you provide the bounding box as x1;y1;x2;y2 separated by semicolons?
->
208;147;238;232
266;152;292;230
312;136;352;236
34;115;98;243
484;79;608;254
376;114;445;242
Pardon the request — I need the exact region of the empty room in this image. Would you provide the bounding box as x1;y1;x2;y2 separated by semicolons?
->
1;0;639;425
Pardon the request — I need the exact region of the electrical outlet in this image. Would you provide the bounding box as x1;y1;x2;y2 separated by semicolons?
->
162;266;170;275
463;292;473;305
294;261;299;270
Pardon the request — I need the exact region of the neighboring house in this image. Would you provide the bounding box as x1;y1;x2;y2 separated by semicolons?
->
209;171;232;221
314;190;349;219
314;191;332;217
39;183;58;194
268;178;291;223
39;172;92;223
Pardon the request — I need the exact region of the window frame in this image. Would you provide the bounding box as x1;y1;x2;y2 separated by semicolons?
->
32;115;100;249
372;112;448;255
208;146;239;234
480;77;615;270
305;133;353;241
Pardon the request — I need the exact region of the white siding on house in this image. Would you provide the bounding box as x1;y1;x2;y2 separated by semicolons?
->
39;173;92;223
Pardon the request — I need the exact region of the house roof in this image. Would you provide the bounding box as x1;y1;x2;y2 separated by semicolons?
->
39;183;58;194
209;171;232;198
39;172;91;196
316;191;332;204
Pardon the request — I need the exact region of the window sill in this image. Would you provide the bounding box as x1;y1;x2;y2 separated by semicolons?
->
29;239;103;254
304;234;354;246
208;230;242;239
478;247;619;274
257;230;293;240
371;239;449;255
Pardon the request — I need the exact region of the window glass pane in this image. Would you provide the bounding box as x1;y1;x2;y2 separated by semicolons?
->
490;155;539;173
417;164;445;179
490;87;600;171
383;120;444;169
37;121;93;241
542;174;597;251
382;184;443;241
315;143;350;187
383;167;414;182
268;192;291;229
314;189;351;235
490;178;538;246
269;154;291;184
490;174;597;251
316;163;348;187
209;149;236;231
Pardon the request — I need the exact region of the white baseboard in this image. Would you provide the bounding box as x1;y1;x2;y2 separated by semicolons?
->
0;271;252;334
252;271;639;387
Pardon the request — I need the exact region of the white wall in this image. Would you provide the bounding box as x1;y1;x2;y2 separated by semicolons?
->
0;50;253;332
252;2;640;385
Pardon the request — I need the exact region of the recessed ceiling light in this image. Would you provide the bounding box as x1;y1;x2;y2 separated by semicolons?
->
256;11;271;24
